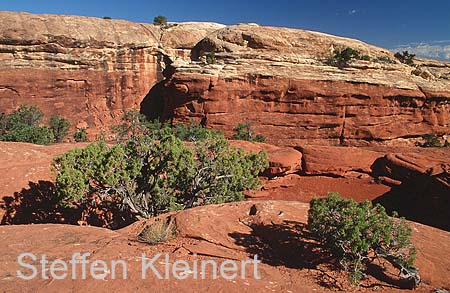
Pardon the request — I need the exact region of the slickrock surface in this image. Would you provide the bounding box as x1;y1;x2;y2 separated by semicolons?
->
1;201;449;292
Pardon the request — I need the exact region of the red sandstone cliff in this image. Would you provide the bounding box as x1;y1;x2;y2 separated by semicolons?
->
147;25;450;146
0;11;449;145
0;11;222;138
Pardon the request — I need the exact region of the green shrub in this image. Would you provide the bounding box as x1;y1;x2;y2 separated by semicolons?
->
206;52;217;64
73;128;88;142
421;134;443;147
153;15;167;26
112;110;221;142
1;125;54;145
111;109;156;140
374;56;395;64
53;133;268;223
394;51;415;66
233;123;266;142
327;47;361;68
0;105;55;145
308;193;420;288
172;122;222;142
138;219;177;245
50;114;70;143
103;16;112;20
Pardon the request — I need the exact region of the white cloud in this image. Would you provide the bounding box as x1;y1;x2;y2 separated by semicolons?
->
348;9;357;15
392;41;450;61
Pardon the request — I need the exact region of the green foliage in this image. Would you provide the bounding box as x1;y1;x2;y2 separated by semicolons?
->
73;128;88;142
0;105;55;145
374;56;395;64
327;47;362;68
232;123;266;142
103;16;112;20
172;122;222;142
206;52;217;64
138;219;177;245
444;140;450;147
308;193;419;287
420;134;443;147
361;55;371;61
153;15;167;26
111;109;156;140
50;114;70;143
394;51;415;66
112;110;222;142
53;133;268;223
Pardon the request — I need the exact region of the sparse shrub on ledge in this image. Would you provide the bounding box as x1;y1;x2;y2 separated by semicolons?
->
374;56;396;64
233;123;266;142
326;47;362;68
308;193;420;288
206;52;217;64
50;114;70;143
112;109;222;142
153;15;167;26
138;218;177;245
73;128;88;142
0;104;70;145
394;51;415;66
418;133;449;147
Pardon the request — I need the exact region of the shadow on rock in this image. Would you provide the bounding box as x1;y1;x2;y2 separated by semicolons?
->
371;156;450;232
0;180;81;225
229;220;415;290
229;220;344;289
373;180;450;231
0;181;135;229
229;220;329;269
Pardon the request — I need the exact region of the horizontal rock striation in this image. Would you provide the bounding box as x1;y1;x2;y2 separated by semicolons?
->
149;25;450;146
0;11;222;137
0;11;448;144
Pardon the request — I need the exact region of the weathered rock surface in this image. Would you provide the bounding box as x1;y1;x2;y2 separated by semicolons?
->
230;140;302;176
1;12;448;145
149;24;450;146
371;148;450;230
0;11;222;138
1;201;449;292
299;145;383;177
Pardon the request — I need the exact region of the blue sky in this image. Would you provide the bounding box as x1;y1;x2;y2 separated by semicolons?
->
1;0;449;59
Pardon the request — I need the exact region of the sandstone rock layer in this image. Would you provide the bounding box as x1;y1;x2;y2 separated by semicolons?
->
150;25;450;146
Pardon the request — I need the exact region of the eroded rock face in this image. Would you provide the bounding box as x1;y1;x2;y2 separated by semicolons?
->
0;11;223;138
0;11;163;137
149;25;450;146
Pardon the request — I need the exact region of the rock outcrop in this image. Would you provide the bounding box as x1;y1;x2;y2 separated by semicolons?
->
1;11;448;144
147;25;450;146
0;11;222;138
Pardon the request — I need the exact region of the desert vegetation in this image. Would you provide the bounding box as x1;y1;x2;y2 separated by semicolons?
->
308;193;420;288
418;133;450;148
153;15;167;26
0;105;70;145
73;128;88;142
233;123;266;142
326;47;364;68
53;117;268;227
138;218;177;245
394;51;416;66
